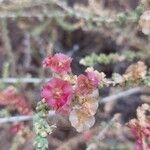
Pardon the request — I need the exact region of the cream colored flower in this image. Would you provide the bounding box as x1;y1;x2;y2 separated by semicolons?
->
69;90;99;132
85;67;113;86
69;109;95;132
81;93;99;116
136;103;150;126
112;73;125;84
63;74;77;85
139;10;150;35
123;61;147;81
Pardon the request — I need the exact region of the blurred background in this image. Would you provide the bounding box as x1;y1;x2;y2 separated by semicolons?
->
0;0;149;150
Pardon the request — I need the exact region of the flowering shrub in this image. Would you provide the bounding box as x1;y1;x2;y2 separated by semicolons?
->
41;53;101;131
0;0;149;149
34;53;105;149
33;53;149;150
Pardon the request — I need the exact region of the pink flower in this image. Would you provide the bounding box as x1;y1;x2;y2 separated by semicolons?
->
76;72;99;95
86;71;99;87
43;53;72;74
10;123;24;135
82;131;93;142
0;86;31;115
41;78;73;113
129;122;150;150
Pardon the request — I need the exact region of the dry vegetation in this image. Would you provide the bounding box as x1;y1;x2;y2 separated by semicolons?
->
0;0;149;150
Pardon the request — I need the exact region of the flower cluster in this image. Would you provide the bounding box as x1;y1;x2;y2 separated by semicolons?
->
128;104;150;150
0;86;32;135
43;53;72;74
0;86;31;115
123;61;147;81
41;53;106;132
113;61;147;84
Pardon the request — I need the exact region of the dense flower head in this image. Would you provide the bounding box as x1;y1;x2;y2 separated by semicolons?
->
43;53;72;74
76;72;99;95
85;67;111;86
129;120;150;150
123;61;147;81
41;53;104;132
69;109;95;132
0;86;31;115
69;90;99;132
128;104;150;150
86;71;99;87
0;87;32;135
41;78;73;113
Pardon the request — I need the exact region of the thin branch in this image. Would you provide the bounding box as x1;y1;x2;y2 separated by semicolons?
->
0;78;50;84
0;111;55;124
0;115;32;123
0;87;147;124
101;87;143;103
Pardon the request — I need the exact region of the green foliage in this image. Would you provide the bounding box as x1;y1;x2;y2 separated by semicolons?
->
2;62;10;78
143;69;150;87
33;101;56;150
144;76;150;87
55;17;78;31
123;50;146;61
54;1;144;30
116;12;128;26
31;21;51;36
80;51;146;67
115;4;144;26
131;4;144;23
34;136;49;150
